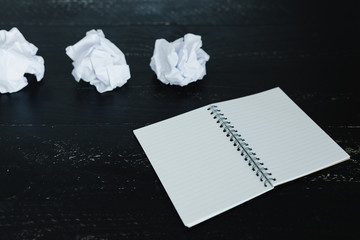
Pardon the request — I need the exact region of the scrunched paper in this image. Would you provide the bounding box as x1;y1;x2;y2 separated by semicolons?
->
150;33;210;87
0;27;45;94
66;29;130;93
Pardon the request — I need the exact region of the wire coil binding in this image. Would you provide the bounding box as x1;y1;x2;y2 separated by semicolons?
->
207;105;276;187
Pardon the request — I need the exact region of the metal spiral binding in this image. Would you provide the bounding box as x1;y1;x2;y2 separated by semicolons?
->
207;105;276;187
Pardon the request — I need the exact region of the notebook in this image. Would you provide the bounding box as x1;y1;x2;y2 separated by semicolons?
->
133;87;350;227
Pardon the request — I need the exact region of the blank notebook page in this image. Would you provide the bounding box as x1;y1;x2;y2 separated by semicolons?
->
216;87;350;186
134;106;272;227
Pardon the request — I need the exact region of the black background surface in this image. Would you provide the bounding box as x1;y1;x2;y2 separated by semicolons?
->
0;0;359;239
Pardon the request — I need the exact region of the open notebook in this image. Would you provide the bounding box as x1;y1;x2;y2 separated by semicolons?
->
133;87;350;227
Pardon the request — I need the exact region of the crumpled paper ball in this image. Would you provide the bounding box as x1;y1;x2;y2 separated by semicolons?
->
0;27;45;94
66;29;131;93
150;33;210;87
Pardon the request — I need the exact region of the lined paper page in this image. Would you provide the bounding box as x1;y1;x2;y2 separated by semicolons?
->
216;87;350;186
134;106;272;227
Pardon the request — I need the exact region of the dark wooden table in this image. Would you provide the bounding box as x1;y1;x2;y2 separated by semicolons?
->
1;1;359;239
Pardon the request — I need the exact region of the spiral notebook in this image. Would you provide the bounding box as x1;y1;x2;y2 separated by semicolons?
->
133;87;350;227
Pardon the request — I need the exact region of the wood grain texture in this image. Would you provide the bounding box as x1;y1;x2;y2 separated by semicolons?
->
0;0;359;26
0;25;359;126
0;126;359;239
0;0;359;239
